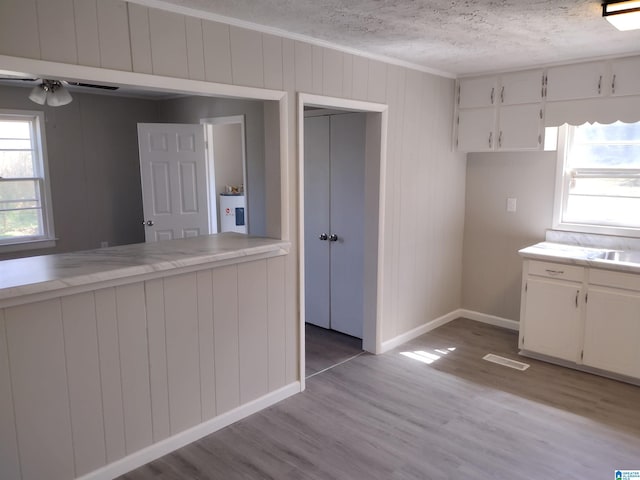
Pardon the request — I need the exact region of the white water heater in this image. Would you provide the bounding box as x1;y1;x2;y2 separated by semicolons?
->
219;194;247;233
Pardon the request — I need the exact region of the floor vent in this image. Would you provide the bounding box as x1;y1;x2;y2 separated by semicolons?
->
482;354;530;371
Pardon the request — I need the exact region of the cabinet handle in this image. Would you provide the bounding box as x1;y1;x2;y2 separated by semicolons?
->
488;131;493;148
490;87;495;104
598;75;602;94
575;290;579;307
545;269;564;276
498;131;503;148
538;134;542;145
500;86;505;103
612;74;616;94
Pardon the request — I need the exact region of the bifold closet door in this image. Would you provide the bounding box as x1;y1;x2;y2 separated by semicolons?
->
303;113;365;338
304;116;331;329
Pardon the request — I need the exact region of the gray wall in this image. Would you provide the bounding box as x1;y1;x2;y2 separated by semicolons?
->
462;151;557;321
156;96;266;236
0;85;158;260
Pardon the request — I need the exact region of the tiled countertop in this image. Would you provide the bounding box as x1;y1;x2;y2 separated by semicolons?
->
0;233;290;302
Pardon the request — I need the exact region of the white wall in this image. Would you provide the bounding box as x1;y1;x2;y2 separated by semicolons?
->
462;151;557;321
211;123;243;230
0;0;467;347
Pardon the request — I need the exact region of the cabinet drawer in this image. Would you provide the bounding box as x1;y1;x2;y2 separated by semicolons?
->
528;260;584;282
589;268;640;292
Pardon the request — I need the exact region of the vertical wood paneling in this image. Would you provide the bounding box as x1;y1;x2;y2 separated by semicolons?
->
311;45;324;94
263;33;283;90
197;270;216;420
238;261;269;403
164;273;202;434
212;265;240;413
282;39;295;92
96;0;132;71
128;3;153;74
267;256;287;390
294;41;313;92
145;279;170;442
6;300;74;480
185;17;206;80
230;26;264;88
323;49;344;98
61;293;107;476
149;9;189;78
368;60;388;103
0;0;40;59
352;56;370;101
342;54;354;103
116;283;152;453
94;287;126;463
36;0;78;64
0;309;20;480
74;0;101;67
202;20;232;84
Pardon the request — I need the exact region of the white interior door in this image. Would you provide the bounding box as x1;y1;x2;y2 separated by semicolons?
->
138;123;209;242
329;113;365;338
304;116;331;329
303;112;365;338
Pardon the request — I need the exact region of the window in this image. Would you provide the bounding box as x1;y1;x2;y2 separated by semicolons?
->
554;121;640;236
0;110;55;250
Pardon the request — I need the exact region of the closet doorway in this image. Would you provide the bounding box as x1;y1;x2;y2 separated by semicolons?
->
298;94;388;386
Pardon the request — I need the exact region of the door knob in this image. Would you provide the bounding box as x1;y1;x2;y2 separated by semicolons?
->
143;220;154;226
319;233;328;241
329;234;338;242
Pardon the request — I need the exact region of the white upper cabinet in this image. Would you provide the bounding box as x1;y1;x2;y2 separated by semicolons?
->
458;76;498;108
457;108;496;152
498;104;543;150
499;69;544;105
546;61;608;101
611;56;640;97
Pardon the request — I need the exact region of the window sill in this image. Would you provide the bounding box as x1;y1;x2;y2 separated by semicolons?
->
552;222;640;239
0;238;57;254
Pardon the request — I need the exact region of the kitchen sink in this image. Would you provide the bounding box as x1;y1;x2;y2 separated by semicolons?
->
594;250;640;264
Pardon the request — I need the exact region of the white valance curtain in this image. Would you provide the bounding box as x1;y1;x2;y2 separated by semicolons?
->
544;96;640;127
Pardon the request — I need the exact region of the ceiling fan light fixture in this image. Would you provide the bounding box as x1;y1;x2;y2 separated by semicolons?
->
603;0;640;31
28;79;73;107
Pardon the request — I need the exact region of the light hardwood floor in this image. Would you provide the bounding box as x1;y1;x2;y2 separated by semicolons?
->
120;318;640;479
305;323;363;377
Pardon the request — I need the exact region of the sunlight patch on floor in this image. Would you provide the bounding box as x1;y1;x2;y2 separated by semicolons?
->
400;347;456;365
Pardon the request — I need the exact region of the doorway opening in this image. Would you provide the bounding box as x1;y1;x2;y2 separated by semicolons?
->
298;94;388;388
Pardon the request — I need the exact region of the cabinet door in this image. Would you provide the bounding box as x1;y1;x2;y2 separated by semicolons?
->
611;56;640;97
521;277;582;362
546;61;608;101
497;104;543;151
456;108;496;152
500;70;544;105
583;286;640;378
458;76;498;108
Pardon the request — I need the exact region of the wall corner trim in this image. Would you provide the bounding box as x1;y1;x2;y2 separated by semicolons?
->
76;381;301;480
379;309;519;354
458;309;519;331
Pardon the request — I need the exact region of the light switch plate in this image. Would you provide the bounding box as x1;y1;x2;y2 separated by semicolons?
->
507;197;517;213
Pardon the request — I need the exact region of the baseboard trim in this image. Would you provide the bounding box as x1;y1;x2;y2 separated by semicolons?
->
459;309;519;331
379;310;460;353
78;381;301;480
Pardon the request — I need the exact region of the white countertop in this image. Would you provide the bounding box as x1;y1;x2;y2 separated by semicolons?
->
0;233;290;302
519;242;640;274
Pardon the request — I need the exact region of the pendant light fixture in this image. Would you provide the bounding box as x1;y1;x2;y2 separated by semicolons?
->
602;0;640;31
28;79;73;107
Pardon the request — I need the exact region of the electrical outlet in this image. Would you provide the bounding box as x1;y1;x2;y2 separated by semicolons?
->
100;241;109;248
507;197;517;213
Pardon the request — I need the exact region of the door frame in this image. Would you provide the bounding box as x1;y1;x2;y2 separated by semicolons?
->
298;93;388;390
200;115;248;233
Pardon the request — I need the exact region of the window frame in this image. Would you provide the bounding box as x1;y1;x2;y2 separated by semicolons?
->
553;123;640;238
0;109;56;252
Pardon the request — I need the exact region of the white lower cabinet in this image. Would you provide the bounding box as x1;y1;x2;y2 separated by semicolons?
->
521;276;582;362
520;259;640;382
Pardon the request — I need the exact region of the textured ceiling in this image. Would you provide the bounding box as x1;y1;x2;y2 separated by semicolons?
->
146;0;640;76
